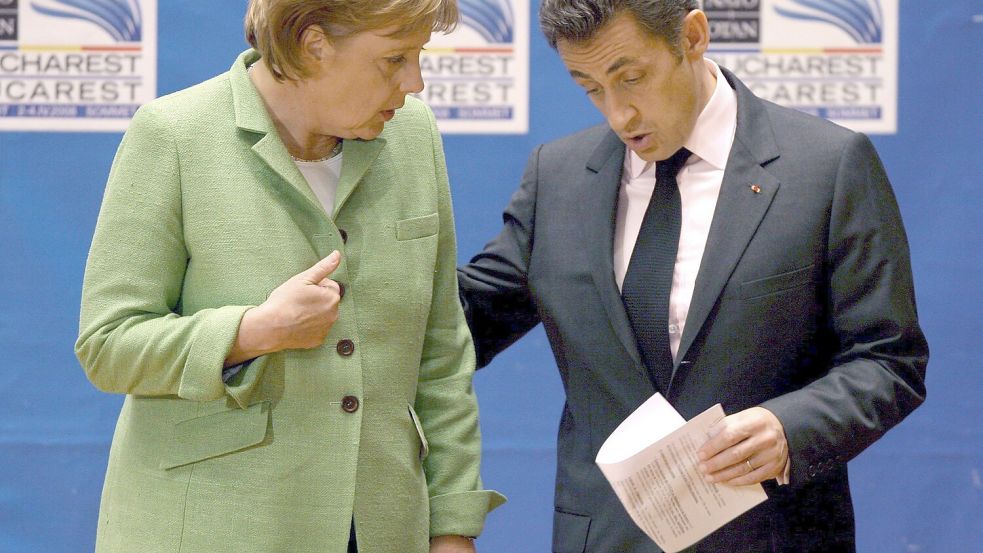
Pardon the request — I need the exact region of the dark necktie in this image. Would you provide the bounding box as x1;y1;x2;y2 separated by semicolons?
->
621;147;691;392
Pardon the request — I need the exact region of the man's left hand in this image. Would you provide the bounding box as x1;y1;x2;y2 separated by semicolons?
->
430;535;476;553
697;406;788;486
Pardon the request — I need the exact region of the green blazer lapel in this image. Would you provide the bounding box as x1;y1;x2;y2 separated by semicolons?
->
229;50;324;214
334;137;386;218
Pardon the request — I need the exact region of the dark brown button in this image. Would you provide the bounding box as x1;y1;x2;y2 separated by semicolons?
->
336;339;355;356
337;282;346;299
341;395;359;413
338;229;348;243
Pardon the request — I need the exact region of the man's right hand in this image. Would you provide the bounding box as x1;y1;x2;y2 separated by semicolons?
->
226;251;343;366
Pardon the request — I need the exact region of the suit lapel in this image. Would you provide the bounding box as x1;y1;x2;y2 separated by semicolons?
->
229;50;333;217
585;130;646;371
250;135;323;212
333;138;385;218
673;69;782;372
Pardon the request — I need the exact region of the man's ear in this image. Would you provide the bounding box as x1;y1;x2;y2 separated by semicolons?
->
681;10;710;59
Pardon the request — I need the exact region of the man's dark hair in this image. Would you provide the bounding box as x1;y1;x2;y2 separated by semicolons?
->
539;0;698;55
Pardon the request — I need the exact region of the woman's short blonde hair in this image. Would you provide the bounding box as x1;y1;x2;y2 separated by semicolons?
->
245;0;459;81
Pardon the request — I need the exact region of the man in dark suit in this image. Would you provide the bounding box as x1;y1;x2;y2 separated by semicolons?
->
457;0;928;551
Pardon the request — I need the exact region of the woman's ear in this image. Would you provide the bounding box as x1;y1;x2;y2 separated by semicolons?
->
300;25;333;65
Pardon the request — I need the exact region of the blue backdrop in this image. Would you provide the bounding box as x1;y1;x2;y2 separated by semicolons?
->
1;1;981;551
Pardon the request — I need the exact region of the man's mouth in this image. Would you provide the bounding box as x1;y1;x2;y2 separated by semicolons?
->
624;133;652;151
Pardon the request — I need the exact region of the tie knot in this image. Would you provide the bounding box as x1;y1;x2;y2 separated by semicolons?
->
656;148;691;181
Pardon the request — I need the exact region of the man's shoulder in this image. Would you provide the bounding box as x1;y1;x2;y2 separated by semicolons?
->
724;66;860;150
756;97;870;167
731;77;857;152
761;98;855;140
539;122;614;158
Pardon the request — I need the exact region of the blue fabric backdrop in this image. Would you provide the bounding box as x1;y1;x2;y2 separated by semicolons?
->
1;1;980;551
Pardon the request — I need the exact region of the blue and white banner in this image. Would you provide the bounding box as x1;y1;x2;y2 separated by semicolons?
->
0;0;157;132
706;0;898;134
419;0;529;134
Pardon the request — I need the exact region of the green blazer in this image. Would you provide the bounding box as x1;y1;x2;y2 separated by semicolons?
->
76;50;504;553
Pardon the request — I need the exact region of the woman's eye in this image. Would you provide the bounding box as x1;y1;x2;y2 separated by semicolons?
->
386;55;407;65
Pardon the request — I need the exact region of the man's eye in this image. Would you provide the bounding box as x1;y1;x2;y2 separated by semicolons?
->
386;55;407;65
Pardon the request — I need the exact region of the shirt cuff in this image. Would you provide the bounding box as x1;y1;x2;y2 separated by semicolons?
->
222;360;249;383
776;456;791;485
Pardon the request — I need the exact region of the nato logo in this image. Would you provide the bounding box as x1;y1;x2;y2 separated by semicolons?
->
30;0;142;41
774;0;883;44
0;0;18;41
703;0;759;43
460;0;513;43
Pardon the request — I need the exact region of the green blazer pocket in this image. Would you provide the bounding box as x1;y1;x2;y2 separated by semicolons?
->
396;213;439;241
740;264;816;300
407;403;430;461
159;401;270;470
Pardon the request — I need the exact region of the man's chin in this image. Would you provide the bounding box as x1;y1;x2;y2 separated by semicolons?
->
623;134;669;162
626;143;679;163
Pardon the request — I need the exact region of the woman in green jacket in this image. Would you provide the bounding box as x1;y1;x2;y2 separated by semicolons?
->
75;1;503;551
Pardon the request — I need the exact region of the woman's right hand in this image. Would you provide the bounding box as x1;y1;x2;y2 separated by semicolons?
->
226;251;343;366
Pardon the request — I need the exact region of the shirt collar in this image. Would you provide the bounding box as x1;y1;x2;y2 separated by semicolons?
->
624;59;737;179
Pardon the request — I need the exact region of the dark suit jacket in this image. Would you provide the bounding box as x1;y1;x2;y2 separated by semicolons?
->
458;68;928;552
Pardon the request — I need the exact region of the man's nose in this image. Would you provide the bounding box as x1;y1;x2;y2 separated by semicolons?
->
605;94;637;133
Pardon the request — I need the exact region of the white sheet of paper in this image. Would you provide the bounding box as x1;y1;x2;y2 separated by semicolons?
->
596;394;768;553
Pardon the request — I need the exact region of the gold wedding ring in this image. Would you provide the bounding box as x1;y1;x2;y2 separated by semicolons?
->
745;459;754;473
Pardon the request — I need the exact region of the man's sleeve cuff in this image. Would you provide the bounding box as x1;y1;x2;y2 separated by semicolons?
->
776;457;791;485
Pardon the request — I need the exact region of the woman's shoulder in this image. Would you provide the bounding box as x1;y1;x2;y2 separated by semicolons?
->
129;73;234;132
383;96;437;138
397;95;430;117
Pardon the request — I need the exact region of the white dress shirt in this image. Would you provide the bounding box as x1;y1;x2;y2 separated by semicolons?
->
295;153;344;217
613;60;738;361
